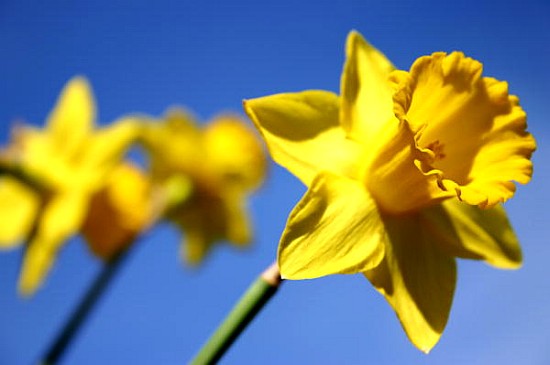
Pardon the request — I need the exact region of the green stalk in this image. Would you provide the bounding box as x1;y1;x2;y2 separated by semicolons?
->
189;262;282;365
40;246;131;365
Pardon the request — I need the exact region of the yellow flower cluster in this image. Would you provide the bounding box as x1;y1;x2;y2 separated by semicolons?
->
244;31;535;351
0;77;267;296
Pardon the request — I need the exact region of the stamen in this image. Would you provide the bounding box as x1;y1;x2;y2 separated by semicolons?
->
424;140;446;161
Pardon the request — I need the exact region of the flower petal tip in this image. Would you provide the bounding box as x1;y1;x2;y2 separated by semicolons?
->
17;272;39;298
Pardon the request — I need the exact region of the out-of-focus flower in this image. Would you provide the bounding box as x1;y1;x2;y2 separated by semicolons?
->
81;162;153;261
139;109;266;264
0;77;140;295
244;31;535;352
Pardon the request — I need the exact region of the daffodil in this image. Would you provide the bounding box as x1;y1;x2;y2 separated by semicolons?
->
0;77;140;295
139;109;266;264
244;31;535;352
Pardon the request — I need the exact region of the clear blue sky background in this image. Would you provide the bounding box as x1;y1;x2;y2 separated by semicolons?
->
0;1;549;364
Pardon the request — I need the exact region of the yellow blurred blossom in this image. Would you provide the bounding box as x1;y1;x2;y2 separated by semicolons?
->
244;31;535;352
139;109;266;264
0;77;140;295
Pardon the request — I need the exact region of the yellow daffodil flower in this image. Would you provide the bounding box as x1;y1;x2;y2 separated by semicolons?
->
139;109;266;264
0;77;140;295
244;31;536;352
81;162;153;261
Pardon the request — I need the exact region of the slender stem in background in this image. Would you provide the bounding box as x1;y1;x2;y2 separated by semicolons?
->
40;246;131;365
189;262;283;365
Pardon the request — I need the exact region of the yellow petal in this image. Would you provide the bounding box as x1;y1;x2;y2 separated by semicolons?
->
18;192;88;296
392;52;535;208
278;172;385;279
340;31;396;145
181;230;211;265
203;115;267;190
244;91;361;185
82;118;141;186
421;200;522;268
11;126;65;188
365;213;456;353
46;77;95;157
0;178;40;248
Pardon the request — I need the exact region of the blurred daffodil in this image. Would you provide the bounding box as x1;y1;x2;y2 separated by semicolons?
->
0;77;140;295
140;109;266;264
244;31;535;352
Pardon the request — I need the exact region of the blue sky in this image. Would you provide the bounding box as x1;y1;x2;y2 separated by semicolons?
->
0;0;549;364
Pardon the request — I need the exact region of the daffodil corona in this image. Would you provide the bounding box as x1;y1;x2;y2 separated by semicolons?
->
81;162;153;260
244;31;535;352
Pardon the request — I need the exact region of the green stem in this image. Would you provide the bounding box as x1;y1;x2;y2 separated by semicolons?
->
189;262;282;365
40;246;131;365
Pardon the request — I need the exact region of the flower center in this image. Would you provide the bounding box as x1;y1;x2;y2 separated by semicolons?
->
363;121;453;216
